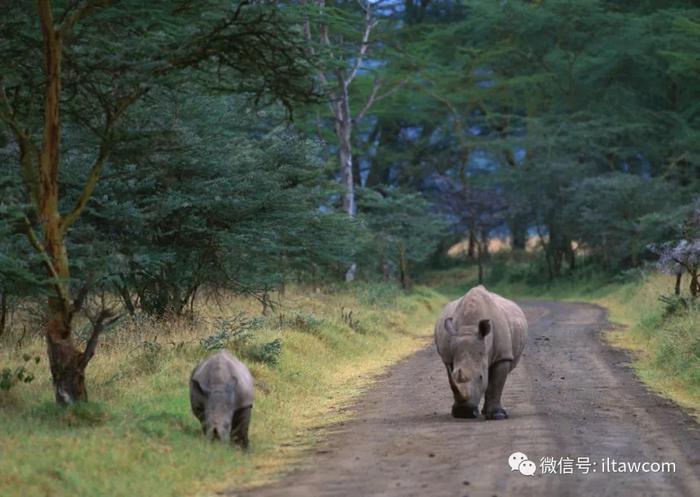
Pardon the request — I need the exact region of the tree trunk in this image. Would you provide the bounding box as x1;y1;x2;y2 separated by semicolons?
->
510;218;527;251
378;254;391;281
335;86;357;282
399;243;410;290
46;303;87;404
630;231;639;267
675;273;682;296
467;228;476;259
116;284;136;315
312;263;321;293
36;2;98;404
477;240;484;284
553;250;563;277
0;291;7;337
690;269;699;298
567;242;576;271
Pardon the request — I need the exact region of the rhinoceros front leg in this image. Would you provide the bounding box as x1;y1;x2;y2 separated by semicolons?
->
231;406;252;449
190;389;206;434
482;360;511;420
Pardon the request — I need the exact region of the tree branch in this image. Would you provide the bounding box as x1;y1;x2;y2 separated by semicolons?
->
60;88;145;234
302;1;329;88
59;0;114;36
355;77;407;123
60;140;109;233
78;308;120;370
0;79;42;210
345;1;375;89
21;215;70;308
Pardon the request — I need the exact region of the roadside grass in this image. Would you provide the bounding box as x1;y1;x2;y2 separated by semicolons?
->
0;283;446;497
421;259;700;419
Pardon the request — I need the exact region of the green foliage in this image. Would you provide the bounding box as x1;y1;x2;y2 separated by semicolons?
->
0;354;40;392
199;314;260;351
75;97;357;316
246;338;283;367
367;0;700;277
0;1;321;327
565;173;678;268
340;308;366;334
278;311;324;335
32;401;110;428
357;188;448;284
658;294;694;317
134;340;164;375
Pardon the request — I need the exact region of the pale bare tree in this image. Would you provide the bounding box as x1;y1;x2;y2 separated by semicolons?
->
304;0;405;280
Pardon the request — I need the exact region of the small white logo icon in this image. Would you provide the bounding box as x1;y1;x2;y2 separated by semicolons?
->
509;452;536;476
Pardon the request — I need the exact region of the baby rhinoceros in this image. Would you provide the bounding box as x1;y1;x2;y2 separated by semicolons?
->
434;285;527;420
190;350;254;448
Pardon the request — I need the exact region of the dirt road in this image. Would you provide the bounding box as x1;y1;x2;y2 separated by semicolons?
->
233;301;700;497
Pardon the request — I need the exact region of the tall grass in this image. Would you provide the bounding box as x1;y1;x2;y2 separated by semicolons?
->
0;283;447;497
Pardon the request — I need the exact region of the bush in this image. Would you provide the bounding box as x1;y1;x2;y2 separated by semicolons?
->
199;314;261;352
658;294;690;317
341;308;366;334
0;354;40;392
279;312;323;334
134;340;163;374
246;338;282;367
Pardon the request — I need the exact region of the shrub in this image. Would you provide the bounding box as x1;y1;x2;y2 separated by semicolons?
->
199;314;261;352
279;312;323;334
0;354;40;392
247;338;282;366
341;308;366;334
134;340;163;374
658;294;690;317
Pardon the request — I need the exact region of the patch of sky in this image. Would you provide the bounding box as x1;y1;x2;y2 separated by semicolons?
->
360;158;371;186
473;67;495;89
400;126;423;142
469;149;497;173
637;154;652;178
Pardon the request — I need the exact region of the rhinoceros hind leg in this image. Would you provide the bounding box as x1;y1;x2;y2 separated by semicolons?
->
231;406;252;450
482;360;511;421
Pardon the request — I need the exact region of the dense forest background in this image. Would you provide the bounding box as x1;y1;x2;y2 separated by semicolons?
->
1;0;699;403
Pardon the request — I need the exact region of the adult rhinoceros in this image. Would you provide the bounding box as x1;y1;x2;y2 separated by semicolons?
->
434;285;527;420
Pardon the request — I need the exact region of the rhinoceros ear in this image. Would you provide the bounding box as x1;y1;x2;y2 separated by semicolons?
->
478;319;491;339
444;317;457;336
192;377;209;397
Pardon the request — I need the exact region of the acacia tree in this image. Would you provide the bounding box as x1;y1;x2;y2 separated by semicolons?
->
654;203;700;298
303;0;405;280
0;0;315;404
358;187;446;289
431;174;506;283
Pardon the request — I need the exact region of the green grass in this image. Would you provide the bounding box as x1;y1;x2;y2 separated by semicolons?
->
422;259;700;418
3;263;697;497
0;283;447;497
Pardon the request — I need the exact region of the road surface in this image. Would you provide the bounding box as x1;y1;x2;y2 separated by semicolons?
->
232;301;700;497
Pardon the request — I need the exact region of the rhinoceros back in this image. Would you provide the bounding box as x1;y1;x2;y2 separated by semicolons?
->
191;350;254;409
434;286;527;371
487;290;528;370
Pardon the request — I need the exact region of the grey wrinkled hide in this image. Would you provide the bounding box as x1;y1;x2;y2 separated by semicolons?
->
190;350;254;448
434;285;527;419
